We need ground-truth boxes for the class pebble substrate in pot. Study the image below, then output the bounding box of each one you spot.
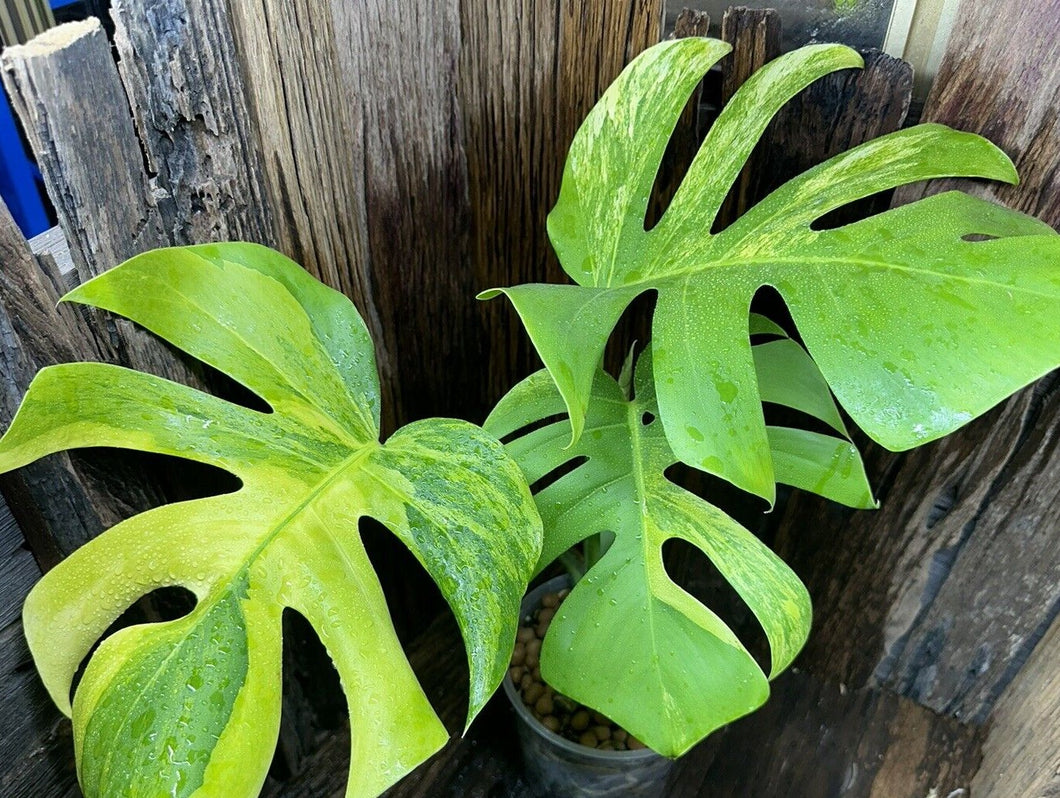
[502,574,674,797]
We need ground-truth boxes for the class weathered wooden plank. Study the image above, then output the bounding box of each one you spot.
[776,374,1060,723]
[892,0,1060,223]
[459,0,664,408]
[720,7,781,105]
[1,18,202,390]
[770,0,1060,734]
[223,0,389,420]
[326,1,475,425]
[715,8,782,228]
[972,613,1060,796]
[0,497,79,798]
[0,198,170,562]
[767,0,1060,746]
[1,18,166,283]
[111,0,275,247]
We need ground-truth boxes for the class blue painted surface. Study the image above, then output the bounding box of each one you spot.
[0,92,50,237]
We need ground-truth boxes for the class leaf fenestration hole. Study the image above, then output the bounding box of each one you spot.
[750,286,797,342]
[643,69,715,232]
[661,537,770,674]
[270,608,345,782]
[641,412,656,426]
[529,456,589,496]
[69,585,198,704]
[961,233,1000,242]
[808,188,898,231]
[495,413,568,446]
[200,362,273,414]
[358,518,470,736]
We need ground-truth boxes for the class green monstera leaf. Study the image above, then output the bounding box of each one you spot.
[482,37,1060,504]
[0,243,542,798]
[485,335,869,756]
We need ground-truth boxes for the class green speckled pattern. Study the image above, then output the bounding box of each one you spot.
[487,37,1060,505]
[486,347,838,757]
[0,243,542,798]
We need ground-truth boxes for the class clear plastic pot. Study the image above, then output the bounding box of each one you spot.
[502,575,674,797]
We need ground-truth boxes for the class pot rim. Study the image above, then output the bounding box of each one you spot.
[502,573,665,763]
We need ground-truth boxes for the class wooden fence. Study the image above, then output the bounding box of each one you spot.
[0,1,1057,796]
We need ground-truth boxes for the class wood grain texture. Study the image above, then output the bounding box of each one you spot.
[224,0,390,422]
[888,2,1060,790]
[328,0,474,425]
[892,0,1060,223]
[972,613,1060,797]
[458,0,664,409]
[715,8,781,228]
[0,201,173,562]
[0,498,79,798]
[720,7,780,106]
[776,372,1060,720]
[1,19,166,283]
[1,18,202,390]
[111,0,275,247]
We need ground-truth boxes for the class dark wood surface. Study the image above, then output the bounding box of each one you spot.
[773,0,1060,727]
[0,497,78,798]
[458,0,664,415]
[0,17,203,390]
[263,610,982,798]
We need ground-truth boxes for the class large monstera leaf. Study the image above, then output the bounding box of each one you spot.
[482,37,1060,503]
[0,243,542,798]
[485,338,867,757]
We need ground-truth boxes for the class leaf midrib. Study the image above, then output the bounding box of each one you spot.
[596,249,1060,300]
[89,440,382,783]
[243,443,379,569]
[625,398,674,719]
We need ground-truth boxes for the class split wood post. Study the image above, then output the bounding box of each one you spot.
[896,1,1060,793]
[1,18,202,391]
[1,18,167,282]
[715,7,782,228]
[110,0,276,247]
[771,0,1060,778]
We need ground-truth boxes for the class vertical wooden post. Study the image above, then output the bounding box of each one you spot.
[1,18,203,391]
[459,0,664,406]
[110,0,276,247]
[1,19,167,283]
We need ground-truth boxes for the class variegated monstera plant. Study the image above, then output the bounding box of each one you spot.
[483,38,1060,757]
[0,244,542,797]
[1,34,1060,798]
